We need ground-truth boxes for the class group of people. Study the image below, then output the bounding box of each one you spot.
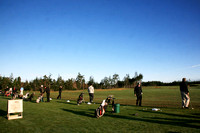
[39,85,51,102]
[2,77,190,108]
[38,83,94,104]
[133,77,191,109]
[3,86,23,99]
[2,86,36,101]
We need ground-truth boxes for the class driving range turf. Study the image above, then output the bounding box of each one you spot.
[0,86,200,133]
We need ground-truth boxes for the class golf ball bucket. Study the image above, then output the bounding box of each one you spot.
[114,104,120,113]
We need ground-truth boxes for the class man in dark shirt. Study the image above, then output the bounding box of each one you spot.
[180,78,190,108]
[44,86,50,102]
[134,83,143,106]
[57,86,62,100]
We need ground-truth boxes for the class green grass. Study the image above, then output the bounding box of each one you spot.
[0,86,200,133]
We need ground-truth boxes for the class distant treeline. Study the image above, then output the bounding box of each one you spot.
[142,81,200,86]
[0,72,143,91]
[0,73,199,91]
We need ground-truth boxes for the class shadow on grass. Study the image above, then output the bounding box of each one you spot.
[0,109,7,119]
[61,108,95,118]
[192,113,200,117]
[105,112,200,129]
[119,104,136,107]
[22,99,37,103]
[119,104,180,109]
[138,109,200,119]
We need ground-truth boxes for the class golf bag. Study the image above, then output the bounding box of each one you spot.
[77,93,84,105]
[36,94,43,103]
[95,95,115,118]
[105,95,115,112]
[12,92,19,100]
[95,100,107,118]
[23,93,30,99]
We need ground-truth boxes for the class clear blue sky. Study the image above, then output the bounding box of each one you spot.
[0,0,200,82]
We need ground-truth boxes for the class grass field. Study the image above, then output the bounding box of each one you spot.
[0,86,200,133]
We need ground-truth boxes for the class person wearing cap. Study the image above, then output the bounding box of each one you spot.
[180,78,190,109]
[134,82,143,106]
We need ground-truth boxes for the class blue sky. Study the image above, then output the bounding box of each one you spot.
[0,0,200,82]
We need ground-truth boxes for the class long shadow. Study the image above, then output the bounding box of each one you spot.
[137,109,200,119]
[105,113,200,129]
[192,113,200,117]
[118,104,181,109]
[22,99,37,103]
[57,100,100,105]
[119,104,136,107]
[0,109,7,119]
[146,117,200,123]
[61,108,95,118]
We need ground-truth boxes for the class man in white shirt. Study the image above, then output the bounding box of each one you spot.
[88,84,94,104]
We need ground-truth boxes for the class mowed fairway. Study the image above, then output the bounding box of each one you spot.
[0,86,200,133]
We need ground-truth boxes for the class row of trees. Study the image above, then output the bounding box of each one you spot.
[142,81,200,86]
[0,72,143,91]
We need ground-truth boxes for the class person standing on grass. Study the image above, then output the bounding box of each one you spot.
[180,78,190,109]
[57,86,62,100]
[88,84,94,104]
[134,82,143,106]
[44,86,50,102]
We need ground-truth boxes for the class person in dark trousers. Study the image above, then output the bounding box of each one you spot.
[44,86,50,102]
[134,83,143,106]
[180,78,190,109]
[88,84,94,104]
[57,86,62,99]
